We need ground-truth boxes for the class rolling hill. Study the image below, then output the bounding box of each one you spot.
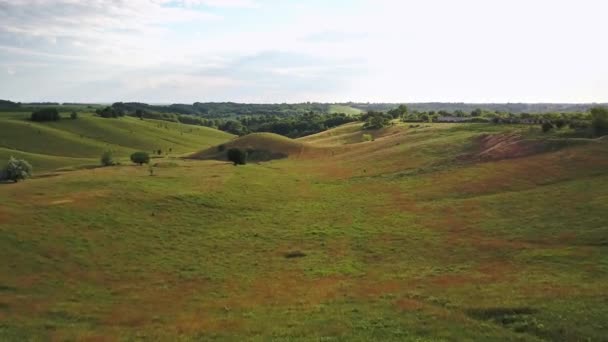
[0,120,607,340]
[0,113,234,172]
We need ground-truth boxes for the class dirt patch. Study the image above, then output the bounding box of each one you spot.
[395,298,424,311]
[0,207,10,224]
[461,133,555,162]
[47,190,110,207]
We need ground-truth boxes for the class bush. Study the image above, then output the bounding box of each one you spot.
[70,111,78,120]
[541,122,554,133]
[227,148,247,166]
[590,106,608,137]
[130,152,150,165]
[362,134,374,142]
[31,108,60,122]
[101,151,114,166]
[2,156,32,182]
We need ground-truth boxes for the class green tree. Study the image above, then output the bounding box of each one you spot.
[590,106,608,137]
[130,152,150,165]
[70,111,78,120]
[541,122,554,133]
[2,156,32,182]
[101,151,114,166]
[227,148,247,166]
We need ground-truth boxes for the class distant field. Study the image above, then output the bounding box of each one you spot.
[1,122,607,340]
[329,104,363,115]
[0,113,234,172]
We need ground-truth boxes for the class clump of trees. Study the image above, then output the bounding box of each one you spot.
[227,148,247,166]
[1,157,32,182]
[362,111,392,130]
[387,105,408,119]
[31,108,60,122]
[541,122,554,133]
[130,152,150,165]
[590,106,608,137]
[95,106,125,118]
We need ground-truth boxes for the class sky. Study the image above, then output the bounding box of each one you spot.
[0,0,607,103]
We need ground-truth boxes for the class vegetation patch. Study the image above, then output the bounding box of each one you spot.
[284,251,307,259]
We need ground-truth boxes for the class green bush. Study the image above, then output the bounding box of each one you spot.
[541,122,554,133]
[227,148,247,166]
[101,151,114,166]
[70,111,78,120]
[362,134,374,142]
[130,152,150,165]
[2,156,33,182]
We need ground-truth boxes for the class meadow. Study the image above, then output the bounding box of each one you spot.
[1,116,607,340]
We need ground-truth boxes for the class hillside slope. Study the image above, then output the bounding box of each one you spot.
[0,113,234,172]
[1,122,607,340]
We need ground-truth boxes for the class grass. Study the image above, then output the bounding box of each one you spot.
[0,122,607,340]
[0,113,234,172]
[329,104,363,116]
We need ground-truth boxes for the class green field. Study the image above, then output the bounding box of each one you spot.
[1,119,607,340]
[0,113,234,172]
[329,105,363,116]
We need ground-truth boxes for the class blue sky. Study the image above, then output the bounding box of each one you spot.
[0,0,607,103]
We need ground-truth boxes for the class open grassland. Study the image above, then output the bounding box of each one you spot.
[1,122,607,340]
[329,105,363,116]
[0,113,234,172]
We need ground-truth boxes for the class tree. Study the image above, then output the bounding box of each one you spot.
[31,108,60,121]
[362,111,392,130]
[130,152,150,165]
[387,105,408,119]
[590,106,608,137]
[227,148,247,166]
[554,119,566,129]
[101,151,114,166]
[471,108,483,117]
[2,157,32,182]
[70,111,78,120]
[541,122,554,133]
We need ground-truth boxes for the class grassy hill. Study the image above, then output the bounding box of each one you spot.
[0,113,234,172]
[1,121,607,340]
[191,132,331,161]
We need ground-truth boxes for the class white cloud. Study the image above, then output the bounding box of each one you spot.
[0,0,606,102]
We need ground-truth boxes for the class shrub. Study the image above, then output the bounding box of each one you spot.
[101,151,114,166]
[130,152,150,165]
[590,106,608,137]
[227,148,247,166]
[2,156,32,182]
[70,111,78,120]
[541,122,554,133]
[362,134,374,142]
[31,108,60,122]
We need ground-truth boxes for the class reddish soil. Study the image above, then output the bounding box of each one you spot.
[463,133,550,162]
